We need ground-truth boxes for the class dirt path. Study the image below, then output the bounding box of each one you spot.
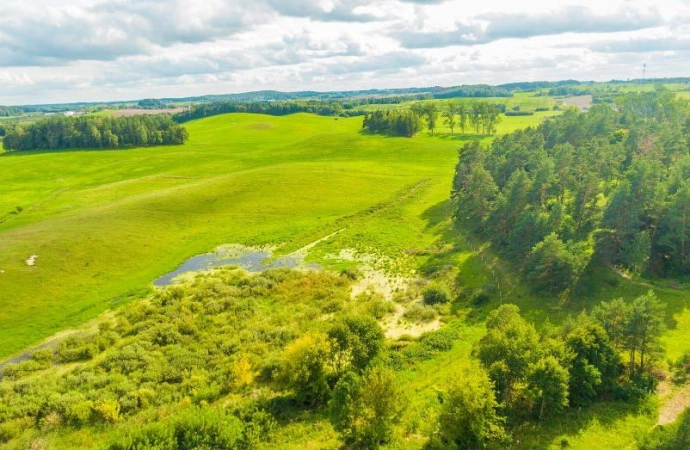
[658,381,690,425]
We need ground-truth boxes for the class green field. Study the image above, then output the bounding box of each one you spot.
[0,111,553,358]
[4,102,690,449]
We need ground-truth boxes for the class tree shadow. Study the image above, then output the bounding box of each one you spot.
[0,146,141,157]
[420,200,454,232]
[431,132,490,141]
[510,399,652,449]
[258,394,327,427]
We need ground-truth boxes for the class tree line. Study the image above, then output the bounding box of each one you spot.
[453,89,690,293]
[173,100,365,123]
[2,115,188,151]
[363,101,504,137]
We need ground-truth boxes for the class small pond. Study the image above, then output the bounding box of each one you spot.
[154,244,320,286]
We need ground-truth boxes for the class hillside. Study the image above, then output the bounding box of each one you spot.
[2,92,690,449]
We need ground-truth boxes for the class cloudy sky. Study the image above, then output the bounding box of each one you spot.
[1,0,689,105]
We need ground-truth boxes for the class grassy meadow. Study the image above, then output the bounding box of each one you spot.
[3,94,690,449]
[0,107,554,358]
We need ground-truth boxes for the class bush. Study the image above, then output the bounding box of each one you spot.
[93,400,120,423]
[423,285,450,305]
[368,298,396,319]
[340,267,359,280]
[420,328,456,352]
[403,304,438,322]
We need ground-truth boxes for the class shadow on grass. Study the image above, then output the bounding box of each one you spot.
[511,399,653,449]
[572,259,689,333]
[260,394,328,428]
[0,146,143,157]
[432,132,492,142]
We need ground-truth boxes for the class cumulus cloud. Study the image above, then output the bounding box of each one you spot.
[481,6,663,39]
[326,51,426,75]
[263,0,379,22]
[0,0,688,104]
[394,6,664,49]
[588,36,690,53]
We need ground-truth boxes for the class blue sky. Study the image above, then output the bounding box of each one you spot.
[0,0,689,104]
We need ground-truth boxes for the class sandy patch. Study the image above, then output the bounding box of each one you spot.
[329,248,441,339]
[658,381,690,425]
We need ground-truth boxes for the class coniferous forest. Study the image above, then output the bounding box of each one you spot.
[453,89,690,294]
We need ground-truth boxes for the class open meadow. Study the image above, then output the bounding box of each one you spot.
[3,98,690,449]
[0,108,555,358]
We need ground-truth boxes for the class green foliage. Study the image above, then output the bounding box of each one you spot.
[174,99,360,123]
[524,233,588,295]
[474,305,539,408]
[453,91,690,286]
[527,356,570,419]
[593,291,666,378]
[638,407,690,450]
[329,366,405,448]
[563,315,622,406]
[422,284,451,305]
[327,316,384,376]
[0,268,351,446]
[277,331,332,406]
[362,109,422,137]
[3,115,188,151]
[108,407,245,450]
[434,367,507,450]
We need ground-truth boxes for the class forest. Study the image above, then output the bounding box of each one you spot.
[453,88,690,294]
[2,115,188,151]
[172,100,362,123]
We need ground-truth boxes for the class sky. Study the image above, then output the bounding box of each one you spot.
[1,0,689,105]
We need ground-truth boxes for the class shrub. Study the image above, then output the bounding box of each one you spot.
[403,304,438,322]
[340,267,359,280]
[93,400,120,423]
[420,328,456,352]
[423,285,450,305]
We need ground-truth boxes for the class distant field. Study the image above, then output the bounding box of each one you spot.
[358,94,557,113]
[111,108,186,117]
[0,111,553,358]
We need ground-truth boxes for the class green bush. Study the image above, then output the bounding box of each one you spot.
[423,285,450,305]
[403,304,438,322]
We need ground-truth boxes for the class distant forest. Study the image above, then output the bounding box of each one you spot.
[2,115,188,151]
[172,100,362,123]
[453,88,690,293]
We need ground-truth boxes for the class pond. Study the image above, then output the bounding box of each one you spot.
[154,244,320,286]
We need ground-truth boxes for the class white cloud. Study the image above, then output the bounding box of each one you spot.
[0,0,689,104]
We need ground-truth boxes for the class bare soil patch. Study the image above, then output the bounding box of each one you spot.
[331,248,441,339]
[562,95,593,111]
[658,381,690,425]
